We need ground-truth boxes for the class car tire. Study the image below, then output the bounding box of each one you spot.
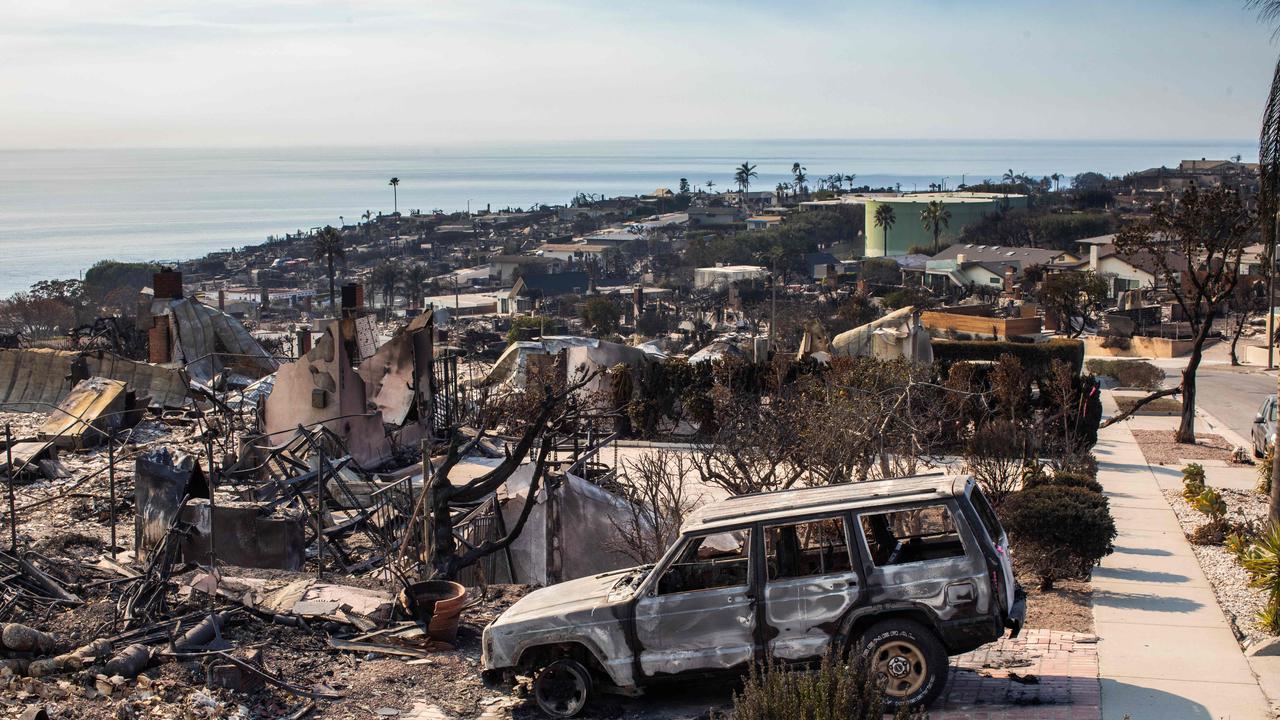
[858,619,948,711]
[532,657,593,718]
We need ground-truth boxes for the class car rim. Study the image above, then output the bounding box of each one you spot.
[535,662,588,717]
[874,640,927,697]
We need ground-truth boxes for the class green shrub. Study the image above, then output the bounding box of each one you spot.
[1084,359,1165,390]
[1191,487,1226,520]
[1260,448,1273,496]
[1001,485,1117,590]
[727,653,921,720]
[1182,464,1207,500]
[1024,470,1104,494]
[1238,523,1280,634]
[932,338,1085,377]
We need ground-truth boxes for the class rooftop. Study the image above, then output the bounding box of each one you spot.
[684,474,969,532]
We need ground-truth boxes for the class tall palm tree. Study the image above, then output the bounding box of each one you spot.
[791,163,806,200]
[371,261,404,309]
[389,177,400,214]
[844,173,857,190]
[734,163,758,204]
[1051,172,1062,192]
[312,226,344,311]
[873,204,897,253]
[400,263,431,309]
[1250,0,1280,522]
[919,200,952,254]
[705,179,716,193]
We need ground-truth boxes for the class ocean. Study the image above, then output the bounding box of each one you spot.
[0,138,1257,297]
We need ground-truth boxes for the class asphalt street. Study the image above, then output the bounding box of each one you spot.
[1166,364,1276,444]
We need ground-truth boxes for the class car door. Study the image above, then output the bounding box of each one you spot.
[632,527,756,677]
[761,514,862,662]
[856,502,988,617]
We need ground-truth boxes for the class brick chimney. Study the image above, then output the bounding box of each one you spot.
[1003,266,1016,293]
[341,283,363,311]
[148,316,171,363]
[153,269,183,300]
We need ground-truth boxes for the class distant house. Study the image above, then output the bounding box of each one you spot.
[489,256,563,287]
[694,265,767,289]
[746,214,784,231]
[925,244,1076,290]
[1064,242,1188,297]
[535,243,611,263]
[579,229,645,247]
[801,252,854,280]
[510,271,591,312]
[688,206,744,227]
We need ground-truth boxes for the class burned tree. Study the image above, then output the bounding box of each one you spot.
[605,449,697,565]
[1116,186,1254,444]
[418,379,587,581]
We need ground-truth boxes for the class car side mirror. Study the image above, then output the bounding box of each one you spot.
[1256,414,1265,424]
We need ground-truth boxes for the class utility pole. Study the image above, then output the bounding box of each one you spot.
[769,256,778,351]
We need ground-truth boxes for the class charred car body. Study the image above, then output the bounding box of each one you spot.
[482,474,1025,715]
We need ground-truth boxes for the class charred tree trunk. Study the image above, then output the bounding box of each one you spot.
[1177,313,1215,444]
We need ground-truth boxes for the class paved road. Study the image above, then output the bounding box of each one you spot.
[1188,366,1275,443]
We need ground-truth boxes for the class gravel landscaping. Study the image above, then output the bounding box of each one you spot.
[1132,430,1235,465]
[1161,486,1272,645]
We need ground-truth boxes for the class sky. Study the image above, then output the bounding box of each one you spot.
[1,0,1277,148]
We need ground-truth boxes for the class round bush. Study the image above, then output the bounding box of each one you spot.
[1024,471,1104,494]
[1001,485,1116,590]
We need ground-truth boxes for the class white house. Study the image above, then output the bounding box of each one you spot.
[694,265,767,289]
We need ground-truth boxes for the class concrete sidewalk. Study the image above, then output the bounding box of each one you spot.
[1092,403,1272,719]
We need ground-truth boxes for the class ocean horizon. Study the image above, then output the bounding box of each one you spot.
[0,138,1257,297]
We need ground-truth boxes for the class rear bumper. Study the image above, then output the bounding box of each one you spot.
[1005,586,1027,638]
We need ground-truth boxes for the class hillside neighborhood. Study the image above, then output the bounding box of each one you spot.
[0,156,1273,719]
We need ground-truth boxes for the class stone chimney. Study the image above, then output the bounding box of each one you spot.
[1003,266,1016,293]
[632,285,644,321]
[217,289,225,311]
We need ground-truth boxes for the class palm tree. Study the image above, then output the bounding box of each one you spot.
[1051,173,1062,192]
[1251,0,1280,521]
[734,163,758,204]
[371,261,404,309]
[791,163,807,200]
[873,204,897,253]
[919,200,952,254]
[1001,169,1018,187]
[401,263,431,309]
[705,179,716,193]
[389,177,400,214]
[312,226,344,312]
[844,173,857,190]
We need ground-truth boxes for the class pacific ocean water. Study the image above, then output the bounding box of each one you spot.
[0,138,1257,296]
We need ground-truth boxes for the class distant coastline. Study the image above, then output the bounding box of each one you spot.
[0,138,1256,296]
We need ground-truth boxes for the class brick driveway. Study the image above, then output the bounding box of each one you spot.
[932,629,1101,720]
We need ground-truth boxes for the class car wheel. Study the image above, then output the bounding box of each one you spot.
[858,619,948,710]
[533,658,593,718]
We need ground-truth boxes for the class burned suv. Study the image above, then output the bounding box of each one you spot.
[482,474,1025,716]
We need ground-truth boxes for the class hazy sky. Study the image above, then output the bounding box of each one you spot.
[1,0,1276,148]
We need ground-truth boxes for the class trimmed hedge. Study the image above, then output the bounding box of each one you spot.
[932,338,1085,377]
[1001,484,1116,590]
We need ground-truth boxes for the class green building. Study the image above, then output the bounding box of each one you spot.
[864,192,1028,257]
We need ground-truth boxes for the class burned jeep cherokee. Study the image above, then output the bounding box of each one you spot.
[482,474,1025,716]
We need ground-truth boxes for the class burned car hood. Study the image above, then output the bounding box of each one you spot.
[498,568,639,622]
